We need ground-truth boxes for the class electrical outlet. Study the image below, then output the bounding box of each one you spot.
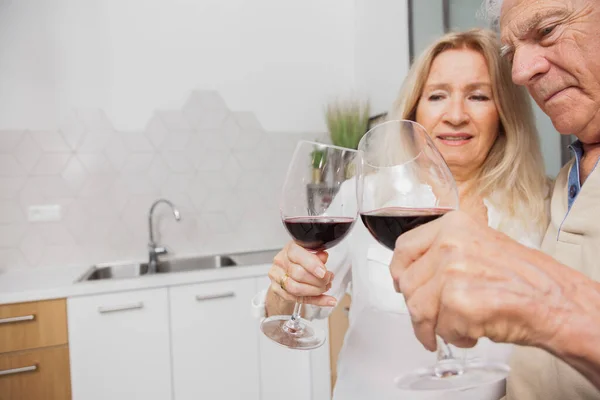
[28,204,62,222]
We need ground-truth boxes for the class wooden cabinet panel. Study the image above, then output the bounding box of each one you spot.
[329,293,351,393]
[0,299,68,353]
[0,345,71,400]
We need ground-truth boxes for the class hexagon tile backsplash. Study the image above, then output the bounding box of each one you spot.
[0,90,327,269]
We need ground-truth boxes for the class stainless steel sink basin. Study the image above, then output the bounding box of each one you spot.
[154,254,237,273]
[77,249,278,282]
[82,262,149,281]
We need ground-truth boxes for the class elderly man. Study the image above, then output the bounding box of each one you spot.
[389,0,600,399]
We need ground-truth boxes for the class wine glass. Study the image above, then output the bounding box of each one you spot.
[356,119,510,391]
[260,140,359,350]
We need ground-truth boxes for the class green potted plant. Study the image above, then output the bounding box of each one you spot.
[326,99,370,149]
[325,98,370,180]
[310,144,327,183]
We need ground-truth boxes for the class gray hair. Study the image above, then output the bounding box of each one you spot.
[478,0,504,30]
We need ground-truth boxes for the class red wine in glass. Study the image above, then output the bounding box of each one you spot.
[360,207,451,251]
[283,216,355,251]
[260,141,358,350]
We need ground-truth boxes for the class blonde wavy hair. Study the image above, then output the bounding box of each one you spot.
[389,28,549,235]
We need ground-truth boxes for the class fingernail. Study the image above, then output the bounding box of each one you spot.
[326,272,334,284]
[327,299,337,307]
[316,267,326,278]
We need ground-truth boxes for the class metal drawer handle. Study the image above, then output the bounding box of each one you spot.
[98,302,144,314]
[0,315,35,325]
[195,292,235,302]
[0,365,37,377]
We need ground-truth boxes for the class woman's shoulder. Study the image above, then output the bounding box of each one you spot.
[484,196,544,249]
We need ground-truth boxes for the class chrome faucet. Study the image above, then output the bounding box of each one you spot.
[147,199,181,274]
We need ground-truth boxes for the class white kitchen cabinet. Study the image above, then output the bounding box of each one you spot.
[67,288,172,400]
[169,278,260,400]
[255,277,331,400]
[259,328,313,400]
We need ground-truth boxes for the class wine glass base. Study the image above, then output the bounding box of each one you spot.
[260,315,326,350]
[395,360,510,392]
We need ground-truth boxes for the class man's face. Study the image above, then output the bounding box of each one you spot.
[500,0,600,143]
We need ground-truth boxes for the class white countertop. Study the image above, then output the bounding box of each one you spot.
[0,261,272,306]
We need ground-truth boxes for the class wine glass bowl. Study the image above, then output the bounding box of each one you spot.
[282,217,355,251]
[260,141,359,350]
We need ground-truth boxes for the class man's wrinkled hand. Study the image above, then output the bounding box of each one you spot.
[389,210,567,352]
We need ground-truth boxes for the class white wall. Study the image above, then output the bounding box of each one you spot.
[354,0,410,115]
[411,0,445,59]
[0,0,411,269]
[448,0,489,31]
[0,0,360,132]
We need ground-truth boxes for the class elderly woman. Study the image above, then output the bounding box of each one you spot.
[254,28,549,399]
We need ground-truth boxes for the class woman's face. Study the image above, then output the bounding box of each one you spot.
[415,48,500,178]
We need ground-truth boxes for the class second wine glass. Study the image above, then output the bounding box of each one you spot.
[260,141,358,350]
[357,119,510,391]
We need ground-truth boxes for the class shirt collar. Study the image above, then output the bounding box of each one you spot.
[569,139,584,160]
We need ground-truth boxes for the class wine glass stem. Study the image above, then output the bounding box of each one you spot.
[434,336,464,378]
[291,301,303,321]
[438,337,454,360]
[283,300,304,333]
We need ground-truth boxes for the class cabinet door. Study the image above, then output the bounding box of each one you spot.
[67,288,172,400]
[329,294,351,393]
[255,277,331,400]
[169,278,260,400]
[0,298,68,353]
[255,276,312,400]
[0,345,71,400]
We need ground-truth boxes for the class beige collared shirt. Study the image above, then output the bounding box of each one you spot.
[506,159,600,399]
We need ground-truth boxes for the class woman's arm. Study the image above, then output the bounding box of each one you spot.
[265,285,297,317]
[263,240,353,319]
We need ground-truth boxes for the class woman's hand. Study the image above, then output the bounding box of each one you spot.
[268,241,337,307]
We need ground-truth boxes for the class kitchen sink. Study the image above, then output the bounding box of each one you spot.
[81,262,149,281]
[153,254,237,273]
[77,249,278,282]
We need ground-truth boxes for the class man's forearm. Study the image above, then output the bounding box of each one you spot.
[542,266,600,390]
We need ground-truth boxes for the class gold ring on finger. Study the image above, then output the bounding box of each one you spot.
[280,273,290,292]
